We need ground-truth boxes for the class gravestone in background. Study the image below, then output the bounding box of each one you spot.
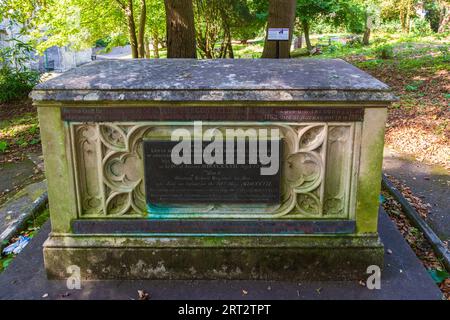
[32,59,396,280]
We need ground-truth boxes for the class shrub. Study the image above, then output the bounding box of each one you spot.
[374,44,394,59]
[411,18,433,36]
[0,141,8,152]
[323,42,346,54]
[0,39,40,103]
[290,48,310,58]
[379,21,402,34]
[0,68,40,103]
[438,46,450,62]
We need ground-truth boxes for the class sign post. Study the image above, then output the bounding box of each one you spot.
[267,28,289,59]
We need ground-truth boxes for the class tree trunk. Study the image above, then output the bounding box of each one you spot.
[302,20,312,51]
[123,0,139,58]
[363,28,371,46]
[400,0,412,33]
[406,0,412,33]
[152,33,160,58]
[220,22,233,58]
[227,32,234,59]
[137,0,147,58]
[297,33,303,49]
[144,37,151,58]
[164,0,197,58]
[438,2,450,33]
[205,23,212,58]
[261,0,296,58]
[400,0,406,32]
[219,30,227,58]
[154,41,160,58]
[115,0,139,58]
[363,13,372,45]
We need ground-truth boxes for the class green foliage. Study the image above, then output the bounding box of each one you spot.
[290,48,310,58]
[397,53,450,73]
[0,256,14,271]
[0,112,40,152]
[29,138,41,145]
[0,39,40,103]
[23,0,126,54]
[411,18,434,36]
[2,0,448,61]
[405,80,424,92]
[314,31,450,76]
[233,40,264,58]
[28,209,50,231]
[230,0,266,42]
[0,141,8,152]
[379,0,400,22]
[323,41,346,54]
[332,0,369,34]
[95,34,130,54]
[374,43,394,59]
[423,0,442,33]
[194,0,264,58]
[296,0,369,34]
[0,38,35,71]
[309,20,342,35]
[95,38,111,48]
[378,20,402,33]
[0,68,40,103]
[438,45,450,62]
[147,0,166,52]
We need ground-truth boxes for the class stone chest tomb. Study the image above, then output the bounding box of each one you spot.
[32,59,395,280]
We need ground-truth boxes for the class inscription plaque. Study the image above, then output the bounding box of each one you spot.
[144,140,282,205]
[62,106,364,122]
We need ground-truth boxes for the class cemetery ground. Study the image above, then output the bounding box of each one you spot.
[0,33,449,299]
[0,98,44,205]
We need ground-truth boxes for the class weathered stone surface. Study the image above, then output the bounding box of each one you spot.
[32,59,396,102]
[356,108,388,233]
[0,212,442,299]
[31,59,394,280]
[43,233,383,280]
[37,107,77,233]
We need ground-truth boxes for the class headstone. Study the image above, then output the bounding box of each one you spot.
[32,59,396,280]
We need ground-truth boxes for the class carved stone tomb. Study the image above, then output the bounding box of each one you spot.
[32,59,395,280]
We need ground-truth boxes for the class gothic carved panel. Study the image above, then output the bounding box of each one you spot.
[70,121,359,219]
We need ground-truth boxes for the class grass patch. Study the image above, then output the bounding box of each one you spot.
[316,34,450,75]
[0,112,40,155]
[233,39,265,58]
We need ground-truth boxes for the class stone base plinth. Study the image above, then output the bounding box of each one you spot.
[43,234,384,280]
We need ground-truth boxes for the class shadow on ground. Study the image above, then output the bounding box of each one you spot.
[383,147,450,246]
[0,209,442,300]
